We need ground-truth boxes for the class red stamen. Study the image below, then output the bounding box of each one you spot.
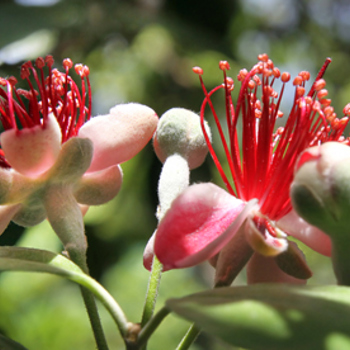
[0,56,93,168]
[195,54,349,221]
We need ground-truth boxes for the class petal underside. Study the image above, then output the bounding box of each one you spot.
[78,103,158,172]
[154,183,257,270]
[74,165,123,205]
[277,209,332,256]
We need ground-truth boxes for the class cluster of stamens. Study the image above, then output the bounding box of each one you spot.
[193,53,350,223]
[0,55,91,143]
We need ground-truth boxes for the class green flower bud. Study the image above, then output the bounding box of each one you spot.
[291,142,350,237]
[153,108,211,170]
[291,141,350,285]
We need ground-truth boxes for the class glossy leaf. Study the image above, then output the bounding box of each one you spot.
[166,284,350,350]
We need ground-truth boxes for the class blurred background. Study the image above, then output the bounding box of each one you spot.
[0,0,349,349]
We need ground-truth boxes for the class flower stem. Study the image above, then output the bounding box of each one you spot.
[137,307,171,348]
[69,249,110,350]
[69,266,129,339]
[175,324,200,350]
[44,186,110,350]
[141,255,163,327]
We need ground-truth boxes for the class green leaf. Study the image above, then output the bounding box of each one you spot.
[0,334,28,350]
[0,246,83,277]
[0,246,128,337]
[166,284,350,350]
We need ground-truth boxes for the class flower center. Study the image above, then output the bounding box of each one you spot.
[194,53,350,221]
[0,56,91,145]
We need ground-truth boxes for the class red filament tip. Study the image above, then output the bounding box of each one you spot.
[195,54,349,221]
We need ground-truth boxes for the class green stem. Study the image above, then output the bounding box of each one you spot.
[69,250,111,350]
[45,186,110,350]
[69,268,129,338]
[137,307,171,348]
[141,255,163,327]
[175,324,200,350]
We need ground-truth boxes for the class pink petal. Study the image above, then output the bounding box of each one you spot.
[277,209,332,256]
[143,231,156,271]
[78,103,158,172]
[0,114,62,178]
[154,183,257,270]
[74,165,123,205]
[247,253,307,285]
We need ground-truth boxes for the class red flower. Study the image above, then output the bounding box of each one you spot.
[0,56,158,238]
[148,54,349,284]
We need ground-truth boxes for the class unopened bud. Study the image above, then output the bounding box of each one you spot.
[291,142,350,237]
[153,108,211,170]
[291,142,350,285]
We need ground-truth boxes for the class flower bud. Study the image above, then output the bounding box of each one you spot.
[291,142,350,285]
[153,108,211,170]
[291,142,350,237]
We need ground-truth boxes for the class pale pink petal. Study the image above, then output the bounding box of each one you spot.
[79,204,90,216]
[78,103,158,172]
[154,183,257,270]
[277,209,332,256]
[1,114,62,178]
[143,231,156,271]
[247,253,306,285]
[74,165,123,205]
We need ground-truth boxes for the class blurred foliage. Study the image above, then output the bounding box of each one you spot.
[0,0,349,348]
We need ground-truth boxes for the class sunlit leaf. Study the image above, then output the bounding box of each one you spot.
[166,284,350,350]
[0,246,82,276]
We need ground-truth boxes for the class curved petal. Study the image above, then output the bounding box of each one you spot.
[1,114,62,178]
[78,103,158,172]
[277,209,332,256]
[143,231,156,271]
[154,183,257,270]
[74,165,123,205]
[246,253,307,285]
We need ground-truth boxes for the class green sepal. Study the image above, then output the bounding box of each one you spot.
[166,284,350,350]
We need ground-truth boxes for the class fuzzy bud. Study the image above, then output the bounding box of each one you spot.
[291,142,350,285]
[153,108,211,170]
[291,142,350,237]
